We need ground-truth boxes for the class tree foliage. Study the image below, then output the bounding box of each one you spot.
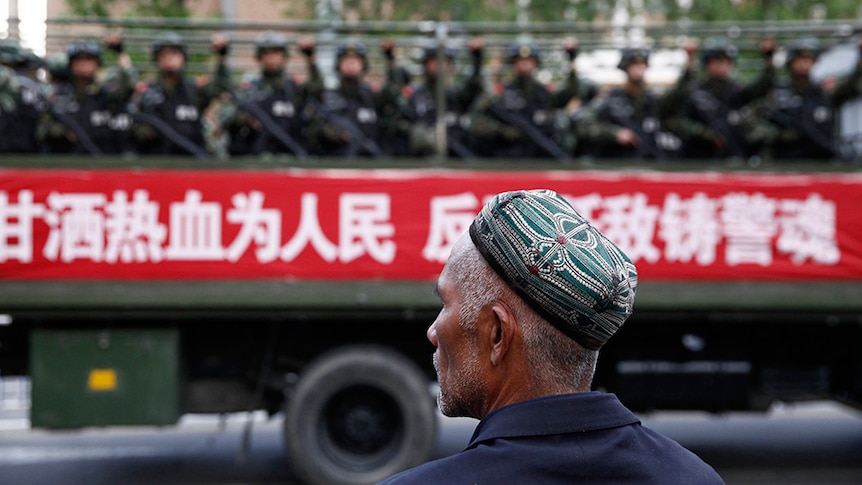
[66,0,189,18]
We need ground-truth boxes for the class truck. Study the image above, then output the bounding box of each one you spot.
[1,156,861,484]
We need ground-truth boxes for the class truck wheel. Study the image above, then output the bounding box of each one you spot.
[284,345,438,485]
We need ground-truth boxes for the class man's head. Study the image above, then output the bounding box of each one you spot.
[66,40,101,82]
[786,37,820,79]
[429,189,638,419]
[618,48,649,84]
[152,32,187,75]
[508,43,540,78]
[422,46,455,79]
[255,31,288,73]
[701,38,737,80]
[336,41,367,79]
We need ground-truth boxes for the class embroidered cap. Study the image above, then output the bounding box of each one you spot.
[469,189,638,350]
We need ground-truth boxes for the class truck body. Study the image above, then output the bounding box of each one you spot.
[1,157,861,484]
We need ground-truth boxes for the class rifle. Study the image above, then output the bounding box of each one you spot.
[768,106,844,160]
[489,103,571,161]
[602,101,666,160]
[126,103,211,160]
[689,90,746,159]
[29,80,103,155]
[309,99,386,158]
[231,89,309,159]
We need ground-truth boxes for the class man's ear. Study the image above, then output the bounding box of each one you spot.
[488,301,517,366]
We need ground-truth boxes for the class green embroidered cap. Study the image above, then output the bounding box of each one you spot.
[469,189,638,350]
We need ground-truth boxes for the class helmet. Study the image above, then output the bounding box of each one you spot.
[66,40,102,65]
[151,32,187,61]
[422,45,456,64]
[255,31,288,58]
[618,48,650,70]
[0,39,21,66]
[45,52,70,82]
[786,37,821,62]
[507,42,540,62]
[700,37,737,64]
[335,41,367,71]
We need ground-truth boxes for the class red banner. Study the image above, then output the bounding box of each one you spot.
[2,168,861,281]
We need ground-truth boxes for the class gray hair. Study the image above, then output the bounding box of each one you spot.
[450,237,598,392]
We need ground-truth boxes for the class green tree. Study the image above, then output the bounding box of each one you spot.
[66,0,189,17]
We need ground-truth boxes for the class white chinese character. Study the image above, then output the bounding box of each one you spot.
[165,190,224,260]
[280,193,338,262]
[659,192,721,265]
[777,194,840,265]
[339,193,396,264]
[721,192,778,266]
[226,191,282,263]
[596,193,661,263]
[422,193,480,263]
[567,193,603,222]
[0,190,45,263]
[104,190,166,263]
[43,192,107,262]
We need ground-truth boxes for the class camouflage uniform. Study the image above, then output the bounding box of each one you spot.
[0,39,45,153]
[133,32,230,156]
[576,49,680,160]
[404,45,484,158]
[219,32,322,157]
[37,40,137,154]
[469,43,576,160]
[304,42,403,158]
[660,38,775,160]
[0,64,22,153]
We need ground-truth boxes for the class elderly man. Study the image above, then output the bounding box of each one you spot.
[378,189,723,484]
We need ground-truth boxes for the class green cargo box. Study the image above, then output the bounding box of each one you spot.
[30,329,181,428]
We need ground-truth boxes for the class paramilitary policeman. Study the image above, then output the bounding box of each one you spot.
[470,41,568,160]
[133,31,231,156]
[0,39,44,153]
[219,32,322,157]
[304,41,398,158]
[37,37,137,154]
[754,37,855,161]
[0,62,22,153]
[660,37,775,161]
[576,48,679,160]
[404,38,485,158]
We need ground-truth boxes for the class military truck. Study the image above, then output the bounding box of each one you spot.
[1,156,861,484]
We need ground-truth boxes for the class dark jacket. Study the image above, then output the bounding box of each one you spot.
[378,392,724,485]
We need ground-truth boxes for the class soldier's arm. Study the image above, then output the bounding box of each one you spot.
[456,37,486,110]
[551,38,596,109]
[199,33,233,111]
[469,94,521,141]
[102,34,139,103]
[297,36,324,104]
[735,39,777,107]
[574,98,626,145]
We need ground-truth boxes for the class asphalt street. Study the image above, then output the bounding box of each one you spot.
[0,401,860,484]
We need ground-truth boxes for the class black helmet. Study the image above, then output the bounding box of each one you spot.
[618,48,650,70]
[45,52,70,82]
[700,37,737,64]
[422,45,456,64]
[66,40,102,65]
[507,42,540,62]
[151,32,187,61]
[335,41,367,70]
[0,39,19,65]
[786,37,821,62]
[255,31,288,58]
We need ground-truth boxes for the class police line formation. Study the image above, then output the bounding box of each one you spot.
[0,31,861,161]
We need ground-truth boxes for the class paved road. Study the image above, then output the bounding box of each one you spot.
[0,401,860,484]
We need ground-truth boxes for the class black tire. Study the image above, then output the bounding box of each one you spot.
[284,345,438,485]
